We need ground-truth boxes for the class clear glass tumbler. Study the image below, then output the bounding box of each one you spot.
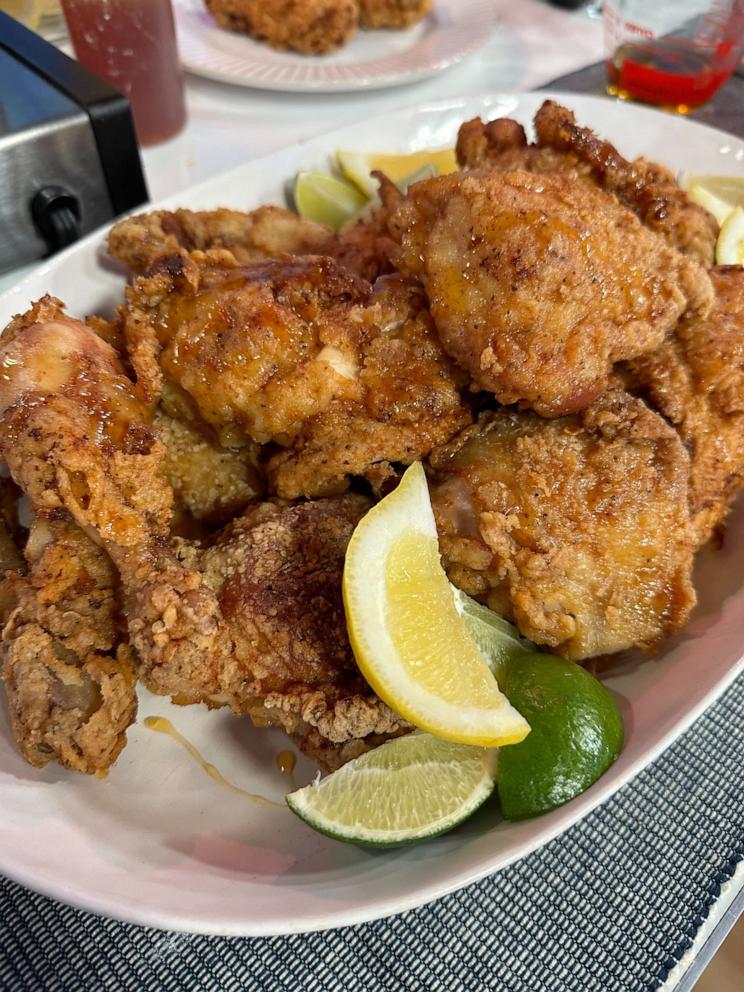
[60,0,186,145]
[604,0,744,112]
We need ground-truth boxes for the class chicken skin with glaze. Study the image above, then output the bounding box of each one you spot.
[389,169,713,416]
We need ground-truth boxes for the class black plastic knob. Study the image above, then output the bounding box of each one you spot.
[31,186,82,253]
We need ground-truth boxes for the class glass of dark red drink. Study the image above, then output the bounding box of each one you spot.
[61,0,186,145]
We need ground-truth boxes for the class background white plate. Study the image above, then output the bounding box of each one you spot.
[173,0,499,92]
[1,93,743,937]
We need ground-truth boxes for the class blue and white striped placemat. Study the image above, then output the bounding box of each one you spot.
[2,674,742,992]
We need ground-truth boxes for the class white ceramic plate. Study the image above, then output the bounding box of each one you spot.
[173,0,498,92]
[1,93,743,937]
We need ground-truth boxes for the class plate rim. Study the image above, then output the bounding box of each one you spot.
[172,0,500,93]
[1,90,744,936]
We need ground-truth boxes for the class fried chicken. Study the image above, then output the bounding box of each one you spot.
[122,251,369,440]
[0,300,170,774]
[266,276,471,498]
[155,408,264,525]
[621,266,744,547]
[357,0,431,29]
[108,206,336,277]
[457,101,719,264]
[0,306,405,771]
[389,169,713,416]
[2,519,137,776]
[430,390,696,660]
[204,0,359,54]
[123,249,469,497]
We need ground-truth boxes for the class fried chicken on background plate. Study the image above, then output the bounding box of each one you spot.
[203,0,359,55]
[388,169,713,416]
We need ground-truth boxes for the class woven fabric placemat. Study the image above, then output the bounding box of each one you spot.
[1,673,742,992]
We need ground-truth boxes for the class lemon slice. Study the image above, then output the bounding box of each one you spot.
[453,586,534,682]
[716,206,744,265]
[294,172,367,232]
[286,731,496,847]
[1,0,44,28]
[337,148,457,199]
[343,462,531,747]
[683,174,744,226]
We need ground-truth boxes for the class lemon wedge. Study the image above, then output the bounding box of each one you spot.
[294,172,367,232]
[342,462,531,748]
[337,148,457,199]
[684,175,744,226]
[0,0,44,28]
[716,206,744,265]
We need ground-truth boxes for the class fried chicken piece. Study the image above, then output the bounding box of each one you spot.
[0,308,405,769]
[358,0,431,29]
[389,169,713,416]
[267,276,472,498]
[123,251,370,440]
[204,0,358,54]
[108,206,336,277]
[175,496,407,766]
[457,101,719,264]
[621,267,744,547]
[430,390,696,660]
[154,409,263,525]
[2,519,137,776]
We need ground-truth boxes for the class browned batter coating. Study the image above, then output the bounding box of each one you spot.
[204,0,359,54]
[430,390,696,660]
[389,169,713,416]
[457,101,719,265]
[621,266,744,547]
[108,206,336,276]
[358,0,431,29]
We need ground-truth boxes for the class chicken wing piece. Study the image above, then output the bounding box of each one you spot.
[389,169,713,416]
[108,206,336,276]
[621,266,744,547]
[204,0,358,54]
[457,101,719,264]
[357,0,431,29]
[266,276,472,498]
[430,390,696,660]
[122,251,370,441]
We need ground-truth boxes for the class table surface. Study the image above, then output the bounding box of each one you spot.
[1,2,742,987]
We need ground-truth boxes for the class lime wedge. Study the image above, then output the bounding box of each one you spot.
[453,586,534,682]
[497,653,624,820]
[716,206,744,265]
[286,731,496,847]
[337,148,457,199]
[294,172,367,232]
[688,183,734,226]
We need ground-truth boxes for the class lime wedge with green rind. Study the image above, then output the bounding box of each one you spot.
[453,585,535,683]
[294,171,367,232]
[496,652,624,821]
[286,731,496,848]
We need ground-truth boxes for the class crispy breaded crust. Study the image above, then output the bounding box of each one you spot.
[204,0,358,54]
[358,0,431,29]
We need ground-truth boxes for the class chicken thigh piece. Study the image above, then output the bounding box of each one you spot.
[429,390,696,660]
[456,100,719,265]
[621,266,744,547]
[389,169,713,416]
[266,276,471,498]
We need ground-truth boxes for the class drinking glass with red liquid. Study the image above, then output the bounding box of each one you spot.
[604,0,744,112]
[61,0,186,145]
